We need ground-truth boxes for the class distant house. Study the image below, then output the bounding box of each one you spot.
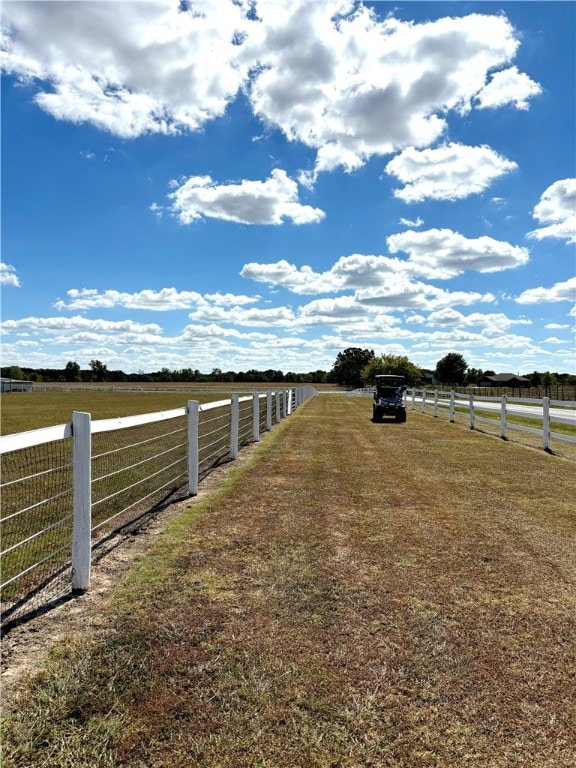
[479,373,530,388]
[0,377,33,393]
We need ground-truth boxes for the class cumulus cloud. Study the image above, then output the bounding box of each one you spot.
[188,304,296,327]
[241,233,526,299]
[54,287,258,310]
[356,274,493,310]
[387,228,529,276]
[475,66,542,110]
[385,143,517,202]
[1,1,540,177]
[245,5,538,178]
[426,307,530,330]
[0,262,20,287]
[0,0,251,138]
[515,276,576,304]
[167,169,325,225]
[0,315,163,335]
[527,179,576,244]
[241,253,433,295]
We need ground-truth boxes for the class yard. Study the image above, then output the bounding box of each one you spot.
[2,394,575,767]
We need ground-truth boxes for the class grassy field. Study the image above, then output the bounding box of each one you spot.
[0,384,338,435]
[0,389,230,435]
[2,395,576,767]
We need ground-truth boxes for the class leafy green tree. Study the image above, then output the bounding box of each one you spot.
[435,352,468,386]
[89,359,108,382]
[64,361,81,382]
[529,370,541,386]
[361,354,422,387]
[330,347,374,387]
[541,371,557,395]
[6,365,24,380]
[466,367,484,385]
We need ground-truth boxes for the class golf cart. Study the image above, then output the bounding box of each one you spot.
[372,374,407,423]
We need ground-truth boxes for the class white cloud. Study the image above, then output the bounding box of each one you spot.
[0,315,163,335]
[399,217,424,228]
[426,307,530,330]
[385,143,517,202]
[475,66,542,110]
[241,237,524,298]
[168,169,325,225]
[387,228,529,276]
[188,304,296,327]
[515,276,576,304]
[356,275,492,310]
[527,179,576,244]
[545,323,569,330]
[54,287,258,311]
[0,262,20,287]
[1,1,539,178]
[246,5,537,178]
[0,0,251,138]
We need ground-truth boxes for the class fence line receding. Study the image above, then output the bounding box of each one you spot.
[0,387,315,628]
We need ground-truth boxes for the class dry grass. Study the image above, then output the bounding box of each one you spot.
[2,395,575,767]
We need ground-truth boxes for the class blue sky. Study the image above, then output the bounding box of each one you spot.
[1,0,575,376]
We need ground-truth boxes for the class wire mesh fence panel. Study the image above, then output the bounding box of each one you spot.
[198,404,232,476]
[91,415,189,542]
[259,396,268,432]
[1,387,312,630]
[238,399,253,446]
[0,439,73,625]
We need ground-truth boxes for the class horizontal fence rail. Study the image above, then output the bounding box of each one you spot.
[0,387,316,628]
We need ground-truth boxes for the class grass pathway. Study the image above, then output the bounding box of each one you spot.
[3,395,576,767]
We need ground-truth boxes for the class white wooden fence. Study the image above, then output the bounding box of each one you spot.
[0,387,316,625]
[407,388,576,453]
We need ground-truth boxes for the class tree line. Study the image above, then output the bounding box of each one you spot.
[328,348,576,388]
[1,361,332,385]
[2,350,574,388]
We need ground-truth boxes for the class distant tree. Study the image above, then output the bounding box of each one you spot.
[466,367,483,386]
[541,371,557,395]
[330,347,375,388]
[211,368,223,382]
[435,352,468,386]
[90,359,108,382]
[361,354,422,387]
[64,361,81,382]
[6,365,24,380]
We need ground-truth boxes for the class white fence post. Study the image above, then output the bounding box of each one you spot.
[187,400,199,496]
[253,392,260,442]
[72,411,91,594]
[500,395,507,439]
[469,394,475,429]
[266,391,272,430]
[542,396,550,451]
[421,389,426,413]
[412,389,416,407]
[449,390,456,423]
[276,390,281,423]
[231,394,239,459]
[433,390,438,418]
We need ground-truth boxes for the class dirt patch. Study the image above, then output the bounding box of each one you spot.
[0,441,262,706]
